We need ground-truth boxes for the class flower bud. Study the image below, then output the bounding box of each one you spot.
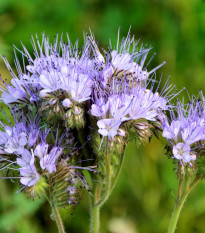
[65,109,75,128]
[62,98,73,108]
[117,129,126,137]
[73,106,82,115]
[54,104,63,113]
[135,122,150,130]
[65,109,73,119]
[39,90,52,99]
[49,98,58,106]
[75,114,85,128]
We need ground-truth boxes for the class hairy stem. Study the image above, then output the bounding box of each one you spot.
[90,184,101,233]
[110,151,125,193]
[90,141,111,233]
[177,170,183,201]
[95,145,111,207]
[52,206,66,233]
[48,176,66,233]
[167,173,202,233]
[90,142,126,233]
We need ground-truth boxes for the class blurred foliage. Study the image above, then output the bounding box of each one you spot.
[1,0,205,232]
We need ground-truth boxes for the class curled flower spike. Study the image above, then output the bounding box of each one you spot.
[0,109,93,209]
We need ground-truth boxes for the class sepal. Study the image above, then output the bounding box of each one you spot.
[47,160,85,210]
[26,175,48,199]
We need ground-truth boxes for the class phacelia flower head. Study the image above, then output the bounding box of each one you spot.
[161,99,205,165]
[0,110,92,208]
[90,93,132,139]
[0,113,65,189]
[90,30,166,88]
[0,34,96,121]
[88,30,176,141]
[91,72,175,140]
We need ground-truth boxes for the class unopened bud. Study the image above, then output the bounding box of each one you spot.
[135,122,150,130]
[62,98,73,108]
[65,109,73,119]
[73,106,82,115]
[117,129,126,137]
[75,114,85,128]
[49,98,58,106]
[39,90,52,99]
[54,104,61,113]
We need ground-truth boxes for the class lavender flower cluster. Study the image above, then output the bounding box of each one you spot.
[161,99,205,165]
[1,31,205,214]
[0,116,65,186]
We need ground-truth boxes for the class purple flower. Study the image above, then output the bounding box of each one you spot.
[172,143,196,163]
[39,70,63,93]
[128,88,168,121]
[26,55,67,75]
[91,94,132,119]
[1,78,30,105]
[69,74,93,103]
[0,111,66,187]
[33,36,95,104]
[91,94,132,139]
[17,148,39,187]
[90,31,165,88]
[0,123,28,154]
[161,101,205,164]
[35,143,63,173]
[91,74,172,140]
[0,115,43,155]
[97,119,122,139]
[1,34,96,109]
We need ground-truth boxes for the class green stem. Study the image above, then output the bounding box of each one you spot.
[52,206,66,233]
[110,151,125,193]
[177,170,183,201]
[90,141,111,233]
[167,174,202,233]
[95,146,111,207]
[167,186,189,233]
[90,142,126,233]
[189,175,202,191]
[48,176,66,233]
[90,184,101,233]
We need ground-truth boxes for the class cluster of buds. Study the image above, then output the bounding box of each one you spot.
[64,105,84,129]
[40,90,65,117]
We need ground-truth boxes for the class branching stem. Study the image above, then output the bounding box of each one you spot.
[167,172,202,233]
[90,141,126,233]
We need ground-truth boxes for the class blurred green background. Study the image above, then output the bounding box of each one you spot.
[1,0,205,232]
